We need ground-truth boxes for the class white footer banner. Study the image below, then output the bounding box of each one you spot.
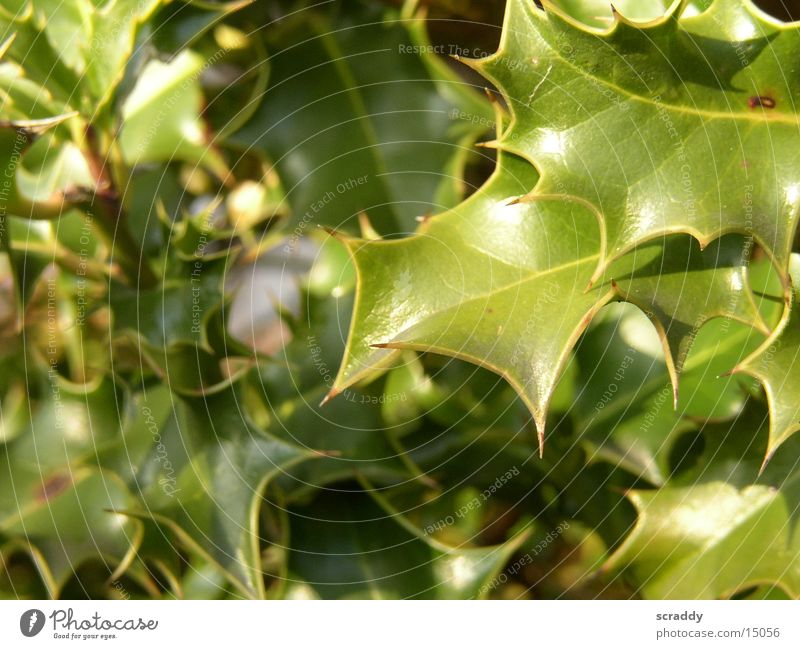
[1,600,798,647]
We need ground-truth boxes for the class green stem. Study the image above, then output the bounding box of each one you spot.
[85,195,158,289]
[81,127,157,289]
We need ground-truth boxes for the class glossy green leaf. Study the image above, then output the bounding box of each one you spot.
[2,0,798,603]
[330,150,609,453]
[125,386,315,599]
[734,254,800,461]
[574,302,767,484]
[331,146,768,453]
[2,0,162,112]
[608,480,800,598]
[0,60,71,121]
[609,234,768,387]
[16,134,95,202]
[119,49,227,177]
[478,0,800,284]
[605,410,800,598]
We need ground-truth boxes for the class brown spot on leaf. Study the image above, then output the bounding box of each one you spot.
[36,473,72,503]
[749,95,776,109]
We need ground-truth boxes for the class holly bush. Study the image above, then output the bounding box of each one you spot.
[1,0,799,600]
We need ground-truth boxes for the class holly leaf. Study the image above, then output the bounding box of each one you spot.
[607,479,800,598]
[605,407,800,598]
[119,49,227,177]
[476,0,800,285]
[124,386,316,599]
[2,0,163,112]
[257,290,418,499]
[609,234,769,389]
[329,150,612,453]
[330,146,769,453]
[733,254,800,462]
[16,133,96,202]
[573,301,770,484]
[0,59,72,122]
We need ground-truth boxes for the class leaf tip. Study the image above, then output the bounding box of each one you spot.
[758,451,773,476]
[474,139,500,150]
[534,414,546,458]
[318,225,353,245]
[319,387,341,407]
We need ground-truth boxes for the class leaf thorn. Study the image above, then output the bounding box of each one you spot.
[319,387,341,407]
[358,211,381,240]
[534,415,546,458]
[758,451,774,476]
